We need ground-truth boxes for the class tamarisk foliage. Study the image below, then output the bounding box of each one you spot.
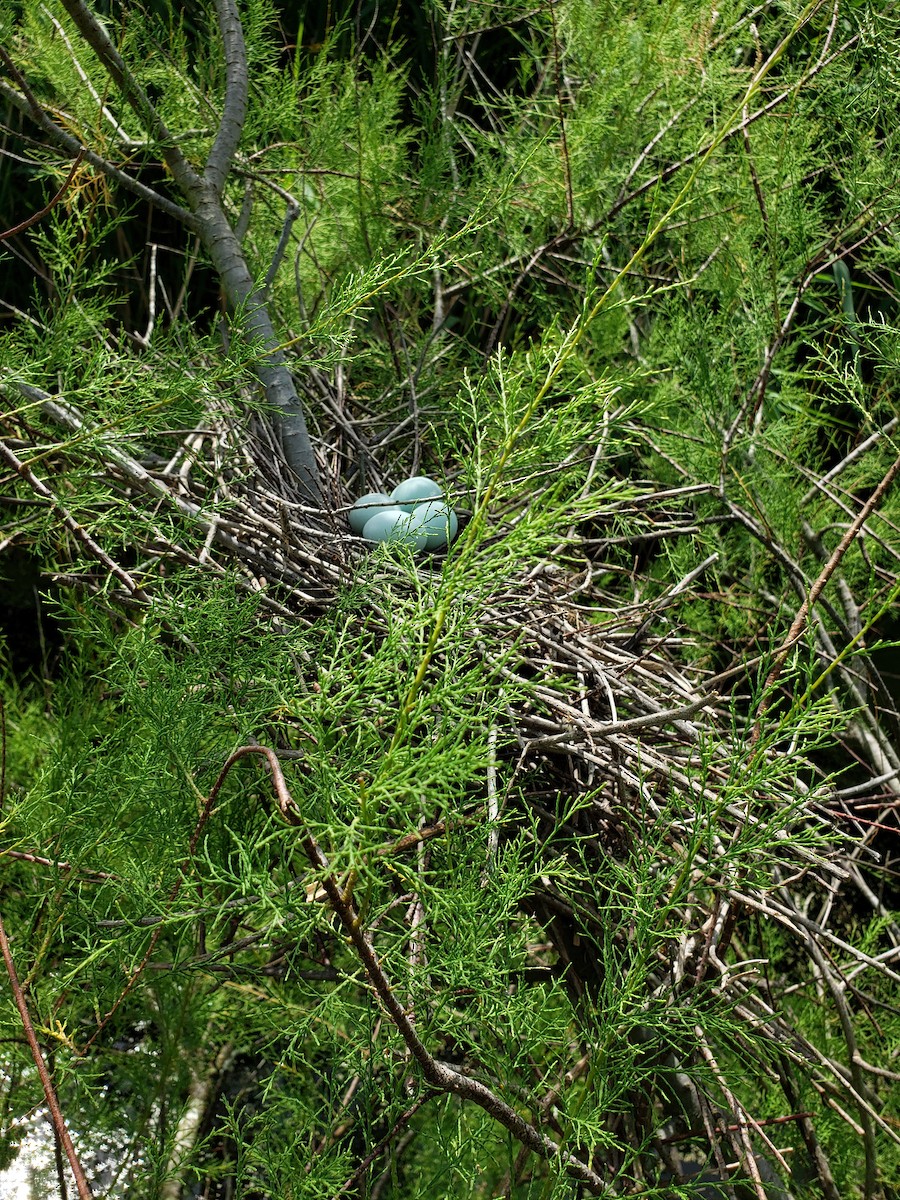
[1,1,900,1196]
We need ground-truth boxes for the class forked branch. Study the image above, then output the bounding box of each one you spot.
[3,0,322,502]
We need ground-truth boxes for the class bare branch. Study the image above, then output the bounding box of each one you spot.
[802,417,899,506]
[0,911,94,1199]
[0,437,144,596]
[331,1093,435,1198]
[205,0,249,196]
[56,0,200,195]
[751,451,900,741]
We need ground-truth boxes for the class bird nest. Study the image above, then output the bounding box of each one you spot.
[2,375,897,1198]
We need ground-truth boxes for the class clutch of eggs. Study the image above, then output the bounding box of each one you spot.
[348,477,458,552]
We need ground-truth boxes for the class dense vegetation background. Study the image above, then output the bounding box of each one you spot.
[1,0,900,1196]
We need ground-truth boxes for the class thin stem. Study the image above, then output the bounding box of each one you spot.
[0,912,94,1199]
[57,0,199,191]
[205,746,614,1196]
[547,0,573,229]
[331,1093,435,1198]
[0,72,199,229]
[751,451,900,742]
[0,149,84,240]
[0,438,143,596]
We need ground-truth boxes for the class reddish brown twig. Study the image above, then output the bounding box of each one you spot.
[0,695,6,818]
[0,149,85,241]
[661,1111,814,1143]
[0,910,93,1198]
[0,849,115,879]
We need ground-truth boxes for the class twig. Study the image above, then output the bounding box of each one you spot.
[695,1031,768,1200]
[263,197,300,297]
[207,746,615,1196]
[751,451,900,741]
[547,0,573,229]
[0,849,114,879]
[132,242,159,348]
[778,889,878,1199]
[486,725,499,864]
[801,417,899,506]
[0,910,94,1198]
[0,437,143,596]
[0,73,197,229]
[0,149,85,241]
[38,4,133,140]
[0,696,6,817]
[331,1093,435,1198]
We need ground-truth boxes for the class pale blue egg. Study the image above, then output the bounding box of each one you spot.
[390,476,443,512]
[362,508,428,551]
[407,500,459,550]
[349,492,395,534]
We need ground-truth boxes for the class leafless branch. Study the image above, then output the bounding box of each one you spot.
[0,69,198,229]
[751,451,900,741]
[57,0,198,189]
[331,1093,435,1198]
[0,437,143,595]
[205,0,249,196]
[0,911,94,1199]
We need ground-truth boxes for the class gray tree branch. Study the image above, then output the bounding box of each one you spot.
[0,69,199,229]
[206,0,249,196]
[57,0,199,191]
[23,1,324,502]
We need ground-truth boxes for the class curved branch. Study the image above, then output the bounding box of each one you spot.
[0,148,84,240]
[751,450,900,741]
[189,195,322,499]
[0,911,94,1199]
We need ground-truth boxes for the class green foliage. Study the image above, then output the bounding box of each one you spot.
[2,0,900,1196]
